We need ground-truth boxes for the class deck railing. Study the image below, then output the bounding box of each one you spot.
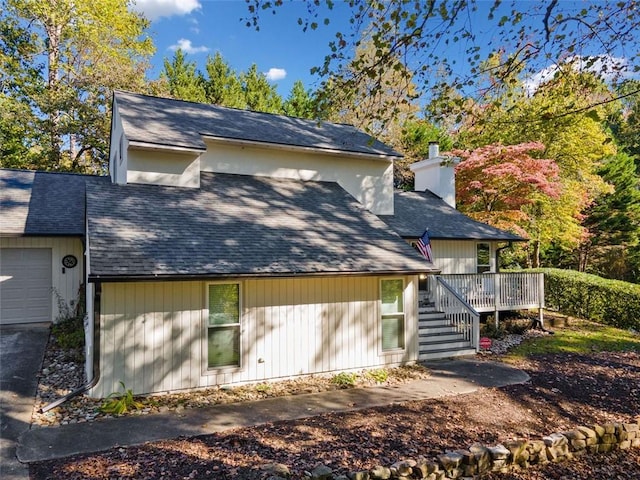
[433,276,480,350]
[436,272,545,324]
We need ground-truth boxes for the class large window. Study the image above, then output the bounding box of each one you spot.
[207,283,241,369]
[476,243,491,274]
[381,279,405,351]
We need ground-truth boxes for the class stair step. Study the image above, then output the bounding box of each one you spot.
[419,347,477,361]
[419,325,459,335]
[418,312,446,321]
[419,339,473,350]
[419,318,452,328]
[418,307,440,315]
[419,332,466,342]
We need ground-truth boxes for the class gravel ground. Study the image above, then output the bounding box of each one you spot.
[28,328,640,479]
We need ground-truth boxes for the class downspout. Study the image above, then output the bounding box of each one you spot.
[40,282,101,413]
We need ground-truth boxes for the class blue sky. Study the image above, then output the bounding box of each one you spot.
[134,0,353,97]
[131,0,638,99]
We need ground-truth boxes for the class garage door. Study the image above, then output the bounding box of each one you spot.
[0,248,52,324]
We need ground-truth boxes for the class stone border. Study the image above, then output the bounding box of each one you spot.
[262,418,640,479]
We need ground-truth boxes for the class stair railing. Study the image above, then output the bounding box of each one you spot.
[434,276,481,351]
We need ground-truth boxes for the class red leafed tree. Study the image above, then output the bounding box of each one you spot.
[453,142,561,237]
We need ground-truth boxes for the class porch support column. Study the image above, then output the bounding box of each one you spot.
[538,272,545,328]
[494,274,500,327]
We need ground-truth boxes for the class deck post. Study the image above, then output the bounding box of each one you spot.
[538,272,545,327]
[494,274,500,327]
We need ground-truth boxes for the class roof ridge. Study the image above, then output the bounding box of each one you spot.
[114,89,345,128]
[0,167,103,179]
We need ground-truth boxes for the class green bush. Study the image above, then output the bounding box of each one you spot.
[480,321,506,339]
[531,268,640,330]
[99,382,145,415]
[365,368,389,384]
[331,372,358,388]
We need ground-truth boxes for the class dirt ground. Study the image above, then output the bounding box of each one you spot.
[29,351,640,479]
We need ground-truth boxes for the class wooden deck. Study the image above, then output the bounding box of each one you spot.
[421,272,545,356]
[437,272,545,319]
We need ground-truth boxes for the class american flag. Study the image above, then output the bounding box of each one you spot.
[417,229,433,262]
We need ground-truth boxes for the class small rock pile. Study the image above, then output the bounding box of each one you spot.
[480,329,550,355]
[261,419,640,479]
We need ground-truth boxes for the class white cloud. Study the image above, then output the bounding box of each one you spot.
[524,55,631,95]
[265,68,287,81]
[168,38,209,54]
[131,0,201,21]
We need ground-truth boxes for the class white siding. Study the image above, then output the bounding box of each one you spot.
[127,149,201,188]
[430,240,498,274]
[200,141,395,215]
[0,237,84,322]
[90,275,418,398]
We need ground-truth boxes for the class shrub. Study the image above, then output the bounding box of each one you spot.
[51,288,86,359]
[99,382,145,415]
[531,268,640,330]
[331,372,358,388]
[365,368,389,384]
[481,321,506,339]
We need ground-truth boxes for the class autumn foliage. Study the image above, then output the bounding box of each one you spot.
[453,142,561,236]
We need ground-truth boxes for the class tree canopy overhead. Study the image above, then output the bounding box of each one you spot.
[245,0,640,127]
[1,0,154,173]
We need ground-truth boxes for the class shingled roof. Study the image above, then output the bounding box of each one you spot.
[0,169,94,236]
[379,190,524,241]
[86,173,435,280]
[114,90,402,158]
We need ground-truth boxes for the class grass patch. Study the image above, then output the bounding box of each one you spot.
[504,317,640,360]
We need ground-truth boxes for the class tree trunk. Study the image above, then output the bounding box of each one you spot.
[531,240,541,268]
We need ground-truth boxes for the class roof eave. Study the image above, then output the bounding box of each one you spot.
[128,140,206,154]
[88,267,438,283]
[202,135,402,162]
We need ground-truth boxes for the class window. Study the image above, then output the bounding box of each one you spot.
[207,283,241,368]
[477,243,491,273]
[380,279,405,351]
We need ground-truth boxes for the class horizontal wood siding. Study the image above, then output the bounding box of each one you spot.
[432,240,497,274]
[92,275,418,397]
[0,237,84,321]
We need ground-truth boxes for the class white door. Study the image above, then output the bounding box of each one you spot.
[0,248,52,324]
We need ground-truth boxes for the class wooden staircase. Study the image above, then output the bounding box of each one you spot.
[418,303,477,361]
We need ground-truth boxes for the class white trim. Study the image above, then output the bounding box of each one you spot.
[203,281,243,373]
[202,135,399,162]
[129,141,205,154]
[379,277,407,354]
[476,242,491,274]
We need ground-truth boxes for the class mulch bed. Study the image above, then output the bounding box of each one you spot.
[29,351,640,479]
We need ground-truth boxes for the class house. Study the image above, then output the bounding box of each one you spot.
[0,91,532,398]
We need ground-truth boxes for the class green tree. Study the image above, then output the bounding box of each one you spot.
[609,80,640,164]
[282,80,316,119]
[161,49,207,103]
[454,142,562,267]
[394,120,453,189]
[582,153,640,281]
[0,15,45,168]
[241,64,282,113]
[457,69,617,265]
[203,52,245,108]
[4,0,153,172]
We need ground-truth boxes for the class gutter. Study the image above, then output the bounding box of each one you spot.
[87,268,440,283]
[40,282,102,413]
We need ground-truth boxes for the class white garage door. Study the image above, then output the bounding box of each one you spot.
[0,248,52,324]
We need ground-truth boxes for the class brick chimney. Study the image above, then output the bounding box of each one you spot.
[410,142,459,208]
